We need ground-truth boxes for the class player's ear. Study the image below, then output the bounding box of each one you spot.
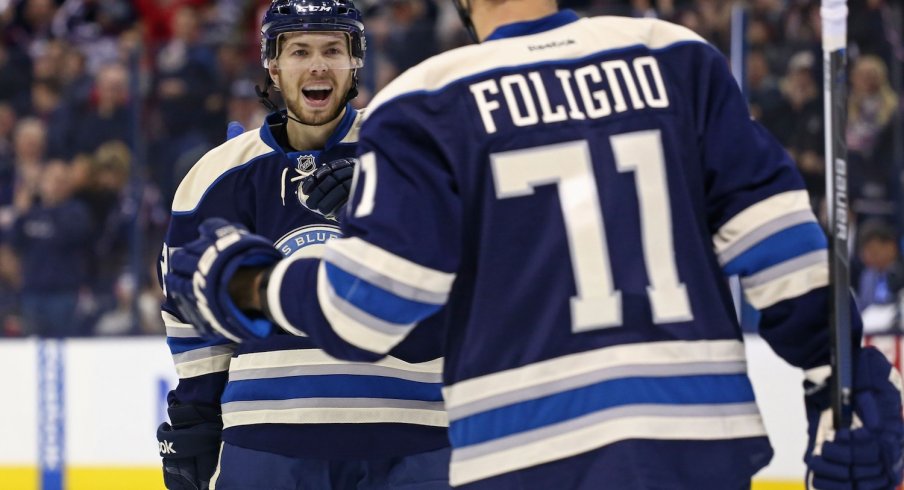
[268,62,281,91]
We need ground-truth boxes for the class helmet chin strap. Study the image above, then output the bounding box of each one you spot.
[255,77,305,125]
[452,0,479,43]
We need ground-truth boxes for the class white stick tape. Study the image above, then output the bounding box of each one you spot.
[821,1,848,51]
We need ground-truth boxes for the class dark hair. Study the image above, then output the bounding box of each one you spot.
[859,220,899,246]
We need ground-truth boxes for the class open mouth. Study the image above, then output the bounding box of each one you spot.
[302,86,333,106]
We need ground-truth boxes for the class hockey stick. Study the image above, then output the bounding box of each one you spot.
[821,0,853,430]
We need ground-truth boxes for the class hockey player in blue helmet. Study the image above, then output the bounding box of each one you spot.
[156,1,451,489]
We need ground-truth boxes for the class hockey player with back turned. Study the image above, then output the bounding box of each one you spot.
[156,1,450,489]
[165,0,904,489]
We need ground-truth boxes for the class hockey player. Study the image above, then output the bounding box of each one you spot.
[156,1,450,489]
[166,1,904,489]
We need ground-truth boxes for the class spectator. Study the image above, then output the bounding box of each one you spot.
[94,273,137,335]
[51,0,135,73]
[53,62,131,159]
[847,54,899,200]
[849,0,894,62]
[0,44,31,106]
[29,38,65,88]
[781,1,822,52]
[225,78,266,137]
[153,4,217,139]
[132,0,210,50]
[853,220,904,311]
[382,0,439,78]
[0,244,22,336]
[29,77,62,120]
[58,46,93,106]
[762,51,825,206]
[11,118,47,207]
[3,0,58,58]
[746,49,782,121]
[94,269,165,336]
[8,159,93,337]
[0,103,17,207]
[80,140,167,323]
[150,4,218,190]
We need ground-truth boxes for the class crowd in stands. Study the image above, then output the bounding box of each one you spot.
[0,0,901,337]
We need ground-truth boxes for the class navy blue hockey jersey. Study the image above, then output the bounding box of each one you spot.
[264,11,837,488]
[160,107,449,459]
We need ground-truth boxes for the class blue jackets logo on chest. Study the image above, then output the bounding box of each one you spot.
[274,224,341,258]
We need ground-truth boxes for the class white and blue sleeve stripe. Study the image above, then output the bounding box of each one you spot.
[713,190,828,309]
[268,237,455,356]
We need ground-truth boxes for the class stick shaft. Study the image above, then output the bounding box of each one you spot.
[822,0,853,430]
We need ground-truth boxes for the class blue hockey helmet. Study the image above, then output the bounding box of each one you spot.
[260,0,366,69]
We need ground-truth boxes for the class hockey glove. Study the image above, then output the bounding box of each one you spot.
[805,347,904,490]
[157,404,222,490]
[297,157,356,220]
[166,217,282,342]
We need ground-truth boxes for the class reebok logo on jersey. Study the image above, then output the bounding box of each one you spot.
[527,39,575,51]
[159,440,176,454]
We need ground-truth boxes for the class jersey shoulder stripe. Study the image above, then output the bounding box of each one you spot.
[365,16,706,119]
[171,129,275,214]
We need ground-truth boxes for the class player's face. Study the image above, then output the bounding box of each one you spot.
[270,31,356,126]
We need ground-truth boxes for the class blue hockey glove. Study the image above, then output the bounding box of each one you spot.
[805,347,904,490]
[157,404,222,490]
[165,218,282,342]
[297,157,356,220]
[226,121,244,140]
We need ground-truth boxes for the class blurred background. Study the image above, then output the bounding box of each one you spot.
[0,0,901,489]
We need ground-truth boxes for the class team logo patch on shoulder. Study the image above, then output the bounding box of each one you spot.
[297,154,317,174]
[274,224,341,258]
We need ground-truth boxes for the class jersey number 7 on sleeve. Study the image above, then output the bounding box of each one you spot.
[491,129,693,332]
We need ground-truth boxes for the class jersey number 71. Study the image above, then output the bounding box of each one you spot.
[491,129,693,332]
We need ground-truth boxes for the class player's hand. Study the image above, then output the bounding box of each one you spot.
[804,347,904,490]
[297,157,356,221]
[165,218,282,342]
[158,404,222,490]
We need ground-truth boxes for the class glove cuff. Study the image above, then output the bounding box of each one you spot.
[215,248,282,340]
[168,404,221,429]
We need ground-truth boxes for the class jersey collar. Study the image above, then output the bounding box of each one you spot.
[260,104,358,154]
[484,10,580,42]
[325,104,358,149]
